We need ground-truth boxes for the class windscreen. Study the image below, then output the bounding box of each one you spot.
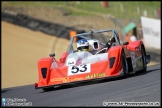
[69,29,120,54]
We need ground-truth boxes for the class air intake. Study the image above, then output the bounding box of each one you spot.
[109,57,115,68]
[41,68,47,78]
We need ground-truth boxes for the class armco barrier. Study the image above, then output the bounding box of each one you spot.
[1,10,85,40]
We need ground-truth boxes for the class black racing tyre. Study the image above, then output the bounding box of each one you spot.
[140,46,147,72]
[122,50,129,77]
[42,87,54,91]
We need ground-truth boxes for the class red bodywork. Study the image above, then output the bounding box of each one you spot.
[34,40,144,89]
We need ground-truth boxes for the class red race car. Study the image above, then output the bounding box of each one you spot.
[34,29,150,91]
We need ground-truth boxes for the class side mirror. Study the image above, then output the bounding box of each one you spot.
[123,42,129,45]
[49,53,55,57]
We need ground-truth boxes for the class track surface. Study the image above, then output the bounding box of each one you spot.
[2,21,70,88]
[2,64,161,107]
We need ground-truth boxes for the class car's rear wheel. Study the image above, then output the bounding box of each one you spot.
[122,50,129,77]
[140,45,147,72]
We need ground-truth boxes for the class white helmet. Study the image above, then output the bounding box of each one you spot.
[77,39,89,52]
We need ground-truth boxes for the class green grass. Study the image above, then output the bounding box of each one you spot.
[2,1,161,19]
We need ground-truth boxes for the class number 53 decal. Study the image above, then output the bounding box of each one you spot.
[68,64,91,76]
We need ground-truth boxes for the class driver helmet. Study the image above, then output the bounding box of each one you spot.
[77,39,89,52]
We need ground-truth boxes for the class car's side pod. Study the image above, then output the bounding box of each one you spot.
[37,57,53,86]
[107,46,123,74]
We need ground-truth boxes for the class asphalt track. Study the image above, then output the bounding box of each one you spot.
[2,64,161,107]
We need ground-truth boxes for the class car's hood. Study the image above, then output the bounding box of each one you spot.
[65,52,108,66]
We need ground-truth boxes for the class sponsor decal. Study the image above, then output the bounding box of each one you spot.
[86,73,105,79]
[68,64,91,76]
[68,61,74,65]
[50,77,83,83]
[142,26,159,37]
[136,57,143,68]
[67,58,75,66]
[135,47,141,58]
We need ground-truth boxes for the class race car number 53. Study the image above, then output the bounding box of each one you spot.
[68,64,91,76]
